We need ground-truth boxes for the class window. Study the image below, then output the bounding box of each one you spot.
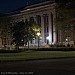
[36,15,41,26]
[47,26,49,33]
[30,17,34,22]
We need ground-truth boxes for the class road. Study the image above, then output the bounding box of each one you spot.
[0,58,75,75]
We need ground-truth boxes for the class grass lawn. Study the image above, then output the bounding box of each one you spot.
[0,50,75,62]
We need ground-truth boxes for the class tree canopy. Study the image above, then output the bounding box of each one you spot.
[55,0,75,29]
[11,19,40,46]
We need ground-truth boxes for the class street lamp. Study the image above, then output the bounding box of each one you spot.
[37,32,41,48]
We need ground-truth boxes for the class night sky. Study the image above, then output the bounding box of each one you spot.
[0,0,47,14]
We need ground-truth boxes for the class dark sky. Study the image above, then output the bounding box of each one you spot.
[0,0,46,14]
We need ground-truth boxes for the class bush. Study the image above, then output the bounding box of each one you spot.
[0,47,75,53]
[0,49,25,53]
[35,47,75,51]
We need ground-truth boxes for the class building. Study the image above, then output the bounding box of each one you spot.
[0,0,75,48]
[9,0,57,47]
[0,13,12,48]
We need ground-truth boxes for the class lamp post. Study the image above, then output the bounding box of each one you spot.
[37,32,40,48]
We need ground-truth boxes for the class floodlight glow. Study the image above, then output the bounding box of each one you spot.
[46,36,52,44]
[21,39,23,41]
[37,32,40,36]
[46,36,49,40]
[33,38,35,40]
[40,37,42,39]
[65,38,68,41]
[27,9,30,10]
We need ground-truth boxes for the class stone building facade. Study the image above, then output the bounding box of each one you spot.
[10,0,57,47]
[0,0,75,48]
[10,0,75,47]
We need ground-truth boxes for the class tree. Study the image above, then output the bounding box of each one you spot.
[11,19,40,48]
[24,19,40,48]
[11,21,25,47]
[0,15,11,47]
[55,0,75,43]
[55,0,75,28]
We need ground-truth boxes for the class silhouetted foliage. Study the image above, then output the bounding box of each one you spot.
[11,19,40,47]
[11,21,25,46]
[55,0,75,29]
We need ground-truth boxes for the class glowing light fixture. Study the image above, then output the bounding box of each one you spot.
[37,32,40,36]
[46,36,49,40]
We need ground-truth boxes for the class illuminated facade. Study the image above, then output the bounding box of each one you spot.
[0,0,74,48]
[10,0,57,47]
[9,0,75,47]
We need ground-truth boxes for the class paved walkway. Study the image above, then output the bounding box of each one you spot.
[0,58,75,75]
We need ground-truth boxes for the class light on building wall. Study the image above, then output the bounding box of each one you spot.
[46,36,52,44]
[40,37,42,39]
[33,38,35,40]
[21,39,23,41]
[46,36,49,40]
[65,36,70,42]
[27,9,30,10]
[46,36,50,44]
[65,38,68,41]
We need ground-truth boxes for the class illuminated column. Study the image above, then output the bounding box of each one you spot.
[33,15,38,45]
[41,15,45,45]
[53,12,57,44]
[48,13,52,44]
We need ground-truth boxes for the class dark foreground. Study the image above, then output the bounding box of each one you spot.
[0,58,75,75]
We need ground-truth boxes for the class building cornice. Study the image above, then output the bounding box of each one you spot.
[10,0,56,16]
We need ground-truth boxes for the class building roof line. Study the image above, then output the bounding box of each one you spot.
[9,0,55,15]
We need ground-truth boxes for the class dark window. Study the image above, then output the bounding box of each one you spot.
[30,17,34,22]
[51,13,53,42]
[47,26,49,33]
[36,15,41,26]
